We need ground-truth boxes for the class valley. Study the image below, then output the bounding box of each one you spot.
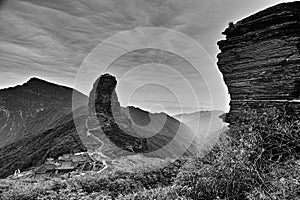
[0,74,226,179]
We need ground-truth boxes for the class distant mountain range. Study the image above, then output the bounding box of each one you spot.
[0,76,226,178]
[174,110,227,151]
[124,106,198,157]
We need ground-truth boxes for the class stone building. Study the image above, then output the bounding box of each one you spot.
[33,152,96,177]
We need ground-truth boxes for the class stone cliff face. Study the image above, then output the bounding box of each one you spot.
[217,2,300,123]
[89,74,147,153]
[89,74,121,117]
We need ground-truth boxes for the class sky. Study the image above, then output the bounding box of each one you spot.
[0,0,295,115]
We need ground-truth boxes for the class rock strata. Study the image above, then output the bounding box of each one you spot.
[217,2,300,123]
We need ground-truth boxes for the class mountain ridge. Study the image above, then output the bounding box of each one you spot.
[0,77,88,148]
[87,74,199,158]
[0,78,89,178]
[0,75,201,177]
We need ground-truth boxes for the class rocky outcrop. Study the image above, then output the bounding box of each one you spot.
[217,2,300,123]
[89,74,147,153]
[89,74,120,117]
[88,74,198,157]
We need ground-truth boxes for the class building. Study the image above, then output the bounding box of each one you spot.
[33,152,97,177]
[35,164,56,175]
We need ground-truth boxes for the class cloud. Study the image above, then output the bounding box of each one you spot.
[1,0,290,112]
[0,0,198,81]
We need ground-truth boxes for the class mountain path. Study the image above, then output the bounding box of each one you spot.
[85,118,109,173]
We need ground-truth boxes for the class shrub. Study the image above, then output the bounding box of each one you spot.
[175,107,300,200]
[117,186,189,200]
[1,107,298,200]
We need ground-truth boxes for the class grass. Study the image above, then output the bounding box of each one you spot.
[0,107,299,200]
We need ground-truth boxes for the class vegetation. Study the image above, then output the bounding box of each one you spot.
[0,107,299,200]
[175,107,299,200]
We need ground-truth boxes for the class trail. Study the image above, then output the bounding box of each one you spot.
[85,118,109,173]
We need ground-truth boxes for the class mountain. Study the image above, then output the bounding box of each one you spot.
[0,77,88,147]
[173,110,227,150]
[0,113,86,178]
[87,73,198,158]
[0,78,88,178]
[0,74,212,178]
[124,106,198,157]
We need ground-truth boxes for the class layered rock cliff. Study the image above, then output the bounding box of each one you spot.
[217,2,300,123]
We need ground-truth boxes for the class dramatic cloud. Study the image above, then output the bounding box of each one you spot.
[0,0,294,113]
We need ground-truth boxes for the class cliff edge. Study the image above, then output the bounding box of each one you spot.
[217,2,300,123]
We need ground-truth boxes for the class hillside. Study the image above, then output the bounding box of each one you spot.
[87,74,198,158]
[0,113,86,178]
[0,74,202,178]
[125,106,198,157]
[0,78,88,178]
[0,77,88,147]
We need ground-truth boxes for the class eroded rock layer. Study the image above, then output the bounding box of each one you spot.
[217,2,300,123]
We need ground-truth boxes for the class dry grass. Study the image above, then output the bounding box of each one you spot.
[1,107,299,200]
